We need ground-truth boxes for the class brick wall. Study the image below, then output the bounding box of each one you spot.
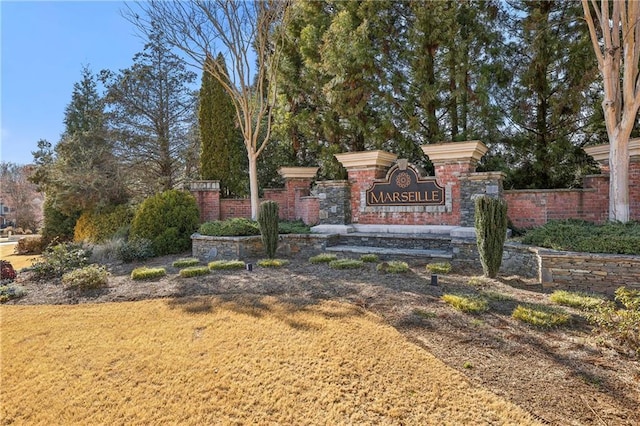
[505,174,615,229]
[192,180,318,225]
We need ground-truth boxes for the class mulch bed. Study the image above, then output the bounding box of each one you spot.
[7,253,640,425]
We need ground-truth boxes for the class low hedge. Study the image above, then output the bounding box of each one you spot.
[522,220,640,255]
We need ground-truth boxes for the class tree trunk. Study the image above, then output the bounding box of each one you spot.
[609,136,630,222]
[248,151,260,220]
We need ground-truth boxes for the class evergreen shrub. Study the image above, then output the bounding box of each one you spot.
[179,266,210,278]
[172,258,200,268]
[441,294,489,314]
[199,218,260,236]
[474,196,508,278]
[257,259,288,268]
[131,267,166,280]
[360,254,379,263]
[62,265,109,290]
[426,262,452,274]
[512,304,571,328]
[258,201,279,259]
[377,261,409,273]
[41,198,80,246]
[31,242,92,280]
[309,253,338,264]
[208,260,245,270]
[522,220,640,255]
[587,287,640,356]
[117,238,155,263]
[130,190,200,256]
[74,205,134,244]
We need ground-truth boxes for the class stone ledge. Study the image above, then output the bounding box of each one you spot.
[326,245,453,259]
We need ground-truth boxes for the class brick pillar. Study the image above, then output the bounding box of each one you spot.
[585,138,640,221]
[189,181,220,223]
[335,151,397,224]
[421,141,489,226]
[277,167,318,221]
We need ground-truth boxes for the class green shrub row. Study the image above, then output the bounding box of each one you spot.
[257,259,288,268]
[198,218,311,237]
[131,267,167,280]
[179,266,210,278]
[208,260,246,270]
[172,258,201,268]
[522,220,640,255]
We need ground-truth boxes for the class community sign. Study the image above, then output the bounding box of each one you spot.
[365,162,445,206]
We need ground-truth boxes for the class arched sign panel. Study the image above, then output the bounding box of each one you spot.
[366,164,445,206]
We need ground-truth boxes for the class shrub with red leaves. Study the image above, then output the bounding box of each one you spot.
[1,260,17,281]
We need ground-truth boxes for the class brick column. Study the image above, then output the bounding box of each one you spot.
[277,167,318,221]
[422,141,489,226]
[335,151,397,224]
[189,181,220,223]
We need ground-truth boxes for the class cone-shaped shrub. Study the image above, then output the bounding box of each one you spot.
[474,196,508,278]
[258,201,279,259]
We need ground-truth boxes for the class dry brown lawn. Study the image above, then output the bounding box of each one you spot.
[1,297,539,425]
[0,243,40,270]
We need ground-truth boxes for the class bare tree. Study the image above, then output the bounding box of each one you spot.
[0,163,42,231]
[582,0,640,222]
[126,1,289,219]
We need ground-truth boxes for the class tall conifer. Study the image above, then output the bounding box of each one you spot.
[199,54,246,196]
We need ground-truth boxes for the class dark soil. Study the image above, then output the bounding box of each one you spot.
[8,253,640,425]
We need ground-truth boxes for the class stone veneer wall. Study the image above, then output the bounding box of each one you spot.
[538,251,640,295]
[192,233,639,295]
[458,172,505,227]
[314,181,351,225]
[192,233,338,260]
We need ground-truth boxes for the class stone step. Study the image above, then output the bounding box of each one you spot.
[326,245,454,259]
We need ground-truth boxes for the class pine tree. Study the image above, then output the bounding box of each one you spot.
[102,25,197,196]
[499,0,601,189]
[199,54,247,196]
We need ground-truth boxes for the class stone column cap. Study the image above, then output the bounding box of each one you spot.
[277,167,319,179]
[421,140,488,163]
[334,150,397,169]
[584,138,640,163]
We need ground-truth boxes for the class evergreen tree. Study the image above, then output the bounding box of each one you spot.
[102,25,197,197]
[499,0,601,189]
[62,65,105,138]
[199,53,247,196]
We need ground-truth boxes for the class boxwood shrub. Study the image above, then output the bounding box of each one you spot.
[130,190,200,256]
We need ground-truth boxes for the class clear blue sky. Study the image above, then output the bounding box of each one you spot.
[1,1,148,165]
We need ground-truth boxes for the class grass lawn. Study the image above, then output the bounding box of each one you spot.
[0,243,40,270]
[1,297,538,425]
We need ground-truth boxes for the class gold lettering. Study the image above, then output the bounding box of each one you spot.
[401,192,409,202]
[408,192,416,202]
[393,192,401,202]
[384,193,394,203]
[369,191,383,204]
[432,191,440,202]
